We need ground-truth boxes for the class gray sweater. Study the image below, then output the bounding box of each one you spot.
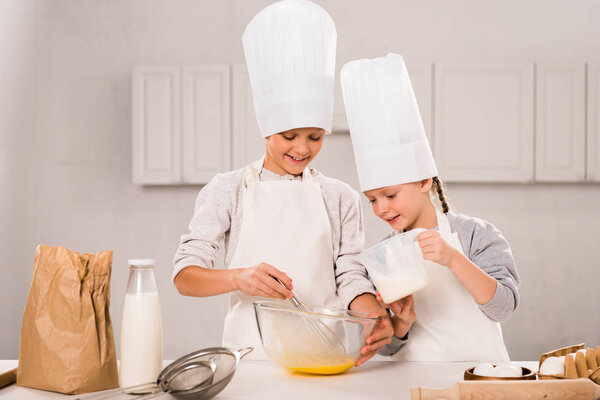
[379,211,520,356]
[447,211,520,322]
[173,164,375,310]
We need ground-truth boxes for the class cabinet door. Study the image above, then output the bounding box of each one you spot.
[182,65,230,184]
[434,63,534,182]
[535,63,586,182]
[332,66,348,132]
[232,64,264,169]
[132,67,180,184]
[588,64,600,182]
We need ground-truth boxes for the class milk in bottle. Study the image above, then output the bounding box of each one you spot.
[119,259,163,387]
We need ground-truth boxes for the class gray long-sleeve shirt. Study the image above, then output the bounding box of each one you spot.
[448,211,520,322]
[379,210,520,356]
[172,163,375,309]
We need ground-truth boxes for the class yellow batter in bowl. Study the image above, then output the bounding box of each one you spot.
[271,352,357,375]
[289,358,356,375]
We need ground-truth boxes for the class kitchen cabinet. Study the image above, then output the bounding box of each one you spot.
[181,66,231,184]
[535,63,586,182]
[132,67,181,184]
[132,65,230,184]
[588,64,600,182]
[133,61,598,185]
[231,64,263,170]
[434,62,535,182]
[332,66,349,132]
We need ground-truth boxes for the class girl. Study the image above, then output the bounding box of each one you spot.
[341,53,520,361]
[173,0,392,364]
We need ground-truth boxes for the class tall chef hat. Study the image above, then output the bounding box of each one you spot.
[341,53,438,192]
[242,0,337,138]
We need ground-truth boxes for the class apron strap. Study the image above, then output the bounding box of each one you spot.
[436,210,452,236]
[301,167,313,183]
[436,209,465,255]
[242,158,264,189]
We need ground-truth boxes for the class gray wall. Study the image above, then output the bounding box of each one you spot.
[1,0,599,361]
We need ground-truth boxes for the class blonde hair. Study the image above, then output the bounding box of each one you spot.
[431,177,449,214]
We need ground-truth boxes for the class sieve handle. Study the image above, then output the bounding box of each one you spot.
[73,382,158,400]
[237,347,254,359]
[135,391,166,400]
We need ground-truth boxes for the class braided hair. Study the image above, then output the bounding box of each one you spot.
[431,177,449,214]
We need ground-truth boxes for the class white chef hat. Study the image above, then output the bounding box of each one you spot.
[242,0,336,138]
[341,53,438,192]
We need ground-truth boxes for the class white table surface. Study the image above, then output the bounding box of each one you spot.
[0,360,539,399]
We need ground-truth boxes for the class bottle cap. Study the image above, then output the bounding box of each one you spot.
[128,259,156,267]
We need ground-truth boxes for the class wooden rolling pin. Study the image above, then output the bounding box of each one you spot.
[410,379,600,400]
[0,368,17,389]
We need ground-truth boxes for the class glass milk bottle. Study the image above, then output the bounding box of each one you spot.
[119,259,163,387]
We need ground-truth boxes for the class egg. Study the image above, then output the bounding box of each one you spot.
[540,356,565,375]
[495,362,523,377]
[473,363,496,377]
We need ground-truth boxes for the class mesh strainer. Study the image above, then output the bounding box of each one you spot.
[76,347,253,400]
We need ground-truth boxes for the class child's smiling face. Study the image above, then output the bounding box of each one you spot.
[263,127,325,176]
[364,179,433,231]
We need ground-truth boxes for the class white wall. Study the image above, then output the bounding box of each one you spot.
[1,0,599,361]
[1,0,38,360]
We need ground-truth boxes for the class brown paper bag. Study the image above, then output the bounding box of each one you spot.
[17,245,119,394]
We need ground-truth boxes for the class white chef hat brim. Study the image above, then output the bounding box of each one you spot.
[356,138,438,192]
[255,94,334,137]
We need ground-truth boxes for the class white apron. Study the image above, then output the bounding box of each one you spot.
[222,159,339,360]
[392,210,510,362]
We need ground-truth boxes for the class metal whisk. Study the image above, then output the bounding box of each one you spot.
[275,279,349,364]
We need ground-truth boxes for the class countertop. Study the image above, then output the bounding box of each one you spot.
[0,360,539,399]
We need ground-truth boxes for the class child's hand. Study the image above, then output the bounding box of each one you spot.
[417,230,458,267]
[234,262,293,299]
[355,307,393,366]
[376,292,415,339]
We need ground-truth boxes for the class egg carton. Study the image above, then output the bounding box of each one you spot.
[538,343,600,384]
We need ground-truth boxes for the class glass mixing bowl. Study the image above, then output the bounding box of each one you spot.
[253,300,379,375]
